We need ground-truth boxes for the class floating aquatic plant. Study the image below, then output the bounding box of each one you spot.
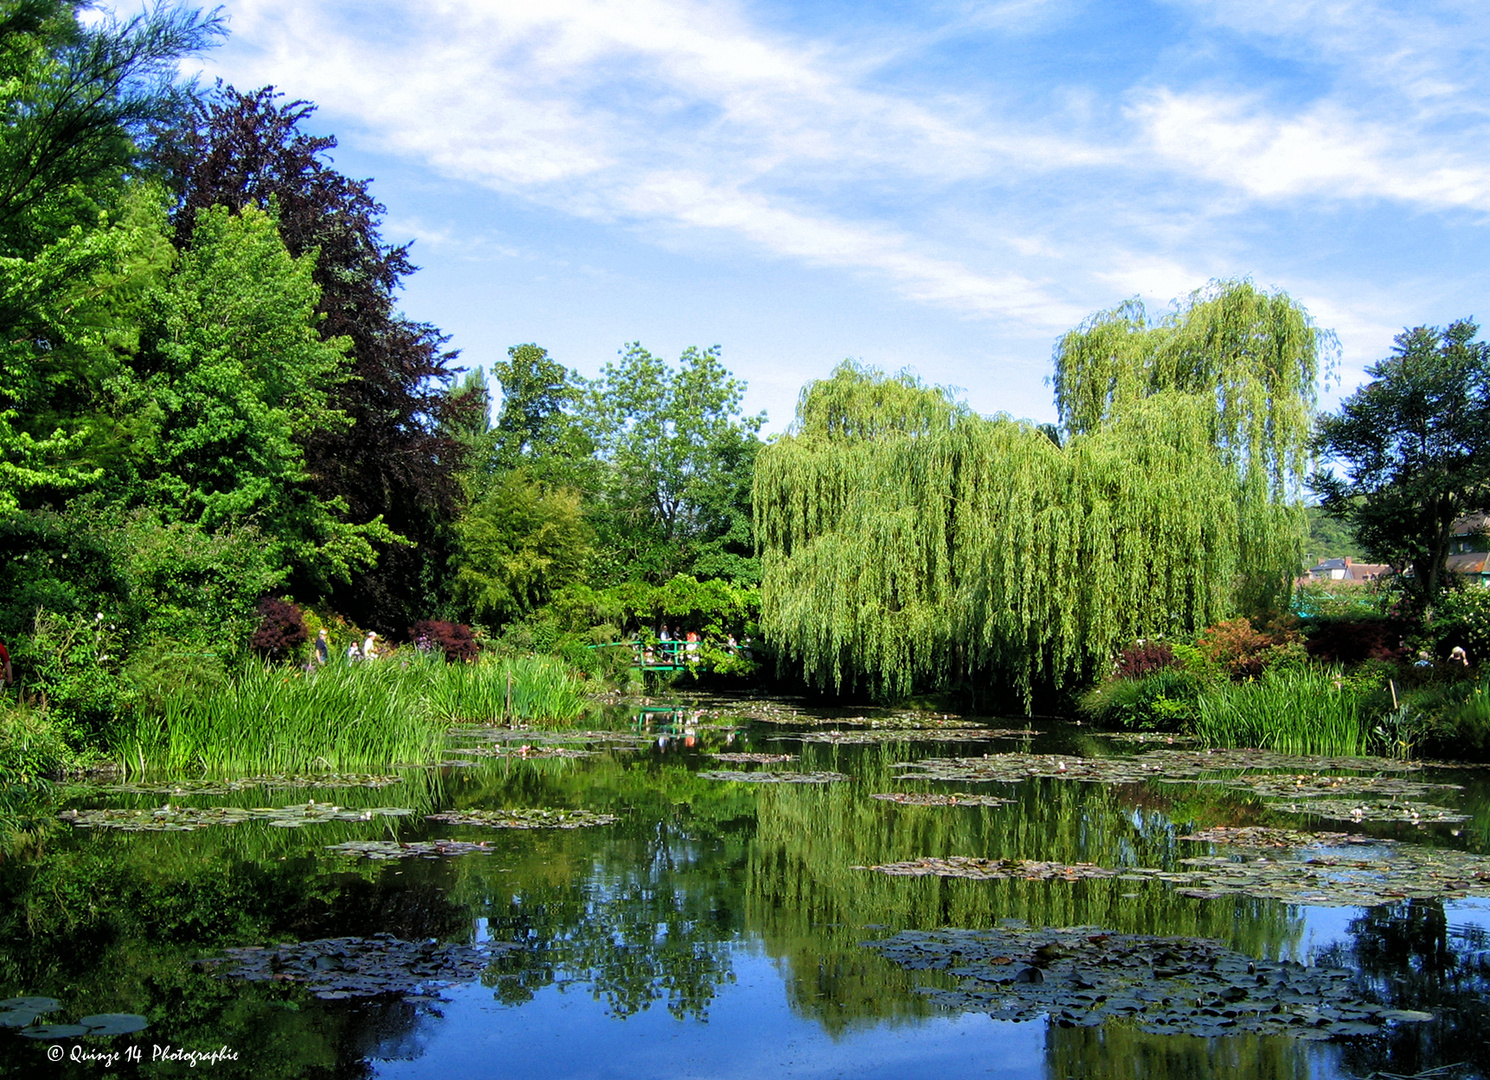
[870,793,1014,807]
[196,934,516,999]
[895,748,1429,786]
[423,808,618,829]
[696,770,850,784]
[323,839,497,860]
[1263,798,1469,825]
[1176,826,1392,849]
[782,728,1039,745]
[58,804,413,832]
[80,774,403,797]
[707,752,798,764]
[864,926,1430,1038]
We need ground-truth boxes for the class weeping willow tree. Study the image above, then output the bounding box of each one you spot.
[755,280,1329,702]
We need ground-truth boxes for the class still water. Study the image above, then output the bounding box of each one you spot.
[3,696,1488,1079]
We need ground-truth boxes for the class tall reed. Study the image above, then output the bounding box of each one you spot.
[114,653,590,774]
[1194,667,1369,756]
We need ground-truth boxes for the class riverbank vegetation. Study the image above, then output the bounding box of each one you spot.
[7,2,1490,781]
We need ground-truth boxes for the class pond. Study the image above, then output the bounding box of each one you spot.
[4,695,1490,1079]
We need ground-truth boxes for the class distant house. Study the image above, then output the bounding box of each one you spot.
[1450,513,1490,555]
[1305,556,1390,582]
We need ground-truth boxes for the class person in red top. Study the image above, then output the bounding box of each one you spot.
[0,640,11,687]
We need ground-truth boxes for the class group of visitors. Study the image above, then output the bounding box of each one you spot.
[305,628,382,670]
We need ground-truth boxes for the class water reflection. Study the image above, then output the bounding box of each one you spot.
[0,701,1486,1078]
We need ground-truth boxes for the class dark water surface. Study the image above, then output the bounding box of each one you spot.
[4,696,1490,1079]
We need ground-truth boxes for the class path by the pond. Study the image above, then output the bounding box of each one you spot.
[4,694,1490,1079]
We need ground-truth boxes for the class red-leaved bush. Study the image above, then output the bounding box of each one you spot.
[1114,641,1180,679]
[251,597,308,660]
[409,620,478,663]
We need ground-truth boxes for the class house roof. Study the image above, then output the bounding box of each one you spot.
[1307,557,1391,581]
[1448,552,1490,575]
[1452,513,1490,537]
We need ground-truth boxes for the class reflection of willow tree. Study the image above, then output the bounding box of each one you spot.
[435,755,759,1020]
[1044,1025,1313,1080]
[744,749,1304,1036]
[1325,899,1490,1079]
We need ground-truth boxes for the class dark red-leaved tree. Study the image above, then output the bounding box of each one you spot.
[154,86,481,631]
[409,619,478,664]
[251,597,308,660]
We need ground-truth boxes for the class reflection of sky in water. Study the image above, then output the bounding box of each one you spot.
[370,945,1047,1080]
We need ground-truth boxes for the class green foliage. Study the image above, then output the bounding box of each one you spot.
[1079,669,1205,731]
[1430,587,1490,663]
[115,652,589,773]
[1313,320,1490,609]
[755,360,1292,703]
[0,696,78,783]
[585,343,764,585]
[1304,504,1361,563]
[126,203,395,587]
[452,470,591,626]
[490,344,594,484]
[1195,667,1372,756]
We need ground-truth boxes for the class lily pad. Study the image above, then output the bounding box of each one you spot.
[197,934,519,999]
[59,803,414,832]
[782,728,1040,745]
[423,808,618,829]
[1177,826,1392,849]
[707,752,798,764]
[1093,731,1200,746]
[0,997,58,1011]
[78,1013,149,1036]
[870,793,1014,807]
[323,839,497,860]
[896,748,1429,787]
[1187,773,1460,799]
[446,745,596,759]
[91,773,403,796]
[19,1024,89,1039]
[862,857,1133,881]
[0,1011,40,1028]
[1265,798,1470,824]
[864,925,1406,1039]
[696,770,849,784]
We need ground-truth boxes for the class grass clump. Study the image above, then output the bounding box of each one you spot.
[1194,667,1371,756]
[113,652,589,774]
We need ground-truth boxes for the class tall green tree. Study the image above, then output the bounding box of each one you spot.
[586,343,764,585]
[1312,320,1490,608]
[122,203,393,586]
[0,0,219,511]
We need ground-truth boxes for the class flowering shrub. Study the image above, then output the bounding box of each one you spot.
[1431,588,1490,665]
[251,598,308,660]
[1114,641,1180,679]
[410,620,478,663]
[1197,618,1301,679]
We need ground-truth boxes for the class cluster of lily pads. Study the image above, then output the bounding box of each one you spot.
[864,926,1433,1038]
[870,793,1014,807]
[707,752,798,764]
[895,748,1426,787]
[445,745,596,760]
[324,839,497,860]
[196,934,515,1000]
[1176,826,1389,849]
[861,839,1490,907]
[779,728,1039,745]
[85,774,403,796]
[58,803,413,832]
[423,808,618,829]
[696,770,850,784]
[0,997,147,1040]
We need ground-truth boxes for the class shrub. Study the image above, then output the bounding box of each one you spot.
[409,620,478,663]
[1198,618,1301,679]
[1080,669,1204,731]
[1114,641,1180,679]
[250,598,308,661]
[1304,618,1408,665]
[1431,588,1490,666]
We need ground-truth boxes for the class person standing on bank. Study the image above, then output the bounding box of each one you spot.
[314,628,330,666]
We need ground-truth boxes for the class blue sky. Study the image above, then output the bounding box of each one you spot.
[169,0,1490,431]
